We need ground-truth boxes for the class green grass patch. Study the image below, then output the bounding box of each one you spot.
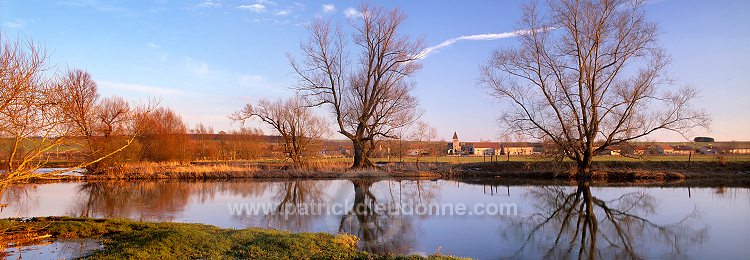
[1,217,465,259]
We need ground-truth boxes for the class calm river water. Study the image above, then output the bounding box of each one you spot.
[2,179,749,259]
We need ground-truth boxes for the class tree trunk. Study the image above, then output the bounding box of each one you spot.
[352,139,374,168]
[577,151,593,181]
[290,152,302,169]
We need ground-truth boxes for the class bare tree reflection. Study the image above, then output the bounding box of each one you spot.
[338,179,439,255]
[73,181,194,221]
[0,185,37,216]
[263,180,329,231]
[507,181,706,259]
[72,181,273,221]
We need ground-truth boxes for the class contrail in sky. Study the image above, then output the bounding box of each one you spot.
[415,29,534,60]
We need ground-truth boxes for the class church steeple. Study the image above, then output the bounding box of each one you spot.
[452,131,460,152]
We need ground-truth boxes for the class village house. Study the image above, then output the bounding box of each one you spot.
[728,147,750,154]
[446,132,543,156]
[698,145,721,155]
[406,148,430,156]
[504,143,542,155]
[598,145,621,156]
[620,145,649,156]
[469,142,504,156]
[649,144,675,155]
[319,141,352,158]
[671,145,695,155]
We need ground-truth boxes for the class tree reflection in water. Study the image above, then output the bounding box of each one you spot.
[263,180,329,231]
[72,181,274,221]
[338,179,439,255]
[0,185,35,215]
[508,181,707,259]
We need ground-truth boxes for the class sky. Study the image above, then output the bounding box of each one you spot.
[2,0,749,142]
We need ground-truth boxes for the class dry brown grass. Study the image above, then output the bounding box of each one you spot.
[90,162,261,179]
[35,159,749,181]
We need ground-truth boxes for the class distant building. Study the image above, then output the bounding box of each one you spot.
[319,141,352,158]
[698,145,720,155]
[649,144,675,155]
[504,143,542,155]
[469,142,504,156]
[728,147,750,154]
[452,132,461,152]
[446,131,542,156]
[672,145,695,155]
[598,146,621,156]
[620,145,649,156]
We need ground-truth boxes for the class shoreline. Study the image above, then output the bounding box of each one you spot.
[31,160,750,183]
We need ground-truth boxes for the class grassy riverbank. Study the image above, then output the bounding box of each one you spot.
[1,217,462,259]
[24,155,750,182]
[49,160,749,181]
[451,160,750,180]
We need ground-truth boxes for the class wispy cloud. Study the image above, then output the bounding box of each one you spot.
[146,42,160,48]
[2,19,26,28]
[236,74,287,94]
[98,81,190,96]
[343,7,362,19]
[185,58,210,77]
[415,29,536,59]
[238,74,265,87]
[197,0,222,8]
[237,3,266,12]
[322,4,335,13]
[256,0,276,5]
[59,0,134,16]
[274,9,290,16]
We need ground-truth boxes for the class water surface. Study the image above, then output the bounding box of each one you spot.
[2,179,749,259]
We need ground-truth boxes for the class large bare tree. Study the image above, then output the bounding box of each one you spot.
[231,95,328,167]
[481,0,709,178]
[289,3,423,168]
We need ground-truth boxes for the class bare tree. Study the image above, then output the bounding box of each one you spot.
[289,3,423,168]
[190,123,214,135]
[231,95,328,167]
[1,34,62,187]
[96,96,131,137]
[0,34,143,187]
[136,106,192,162]
[56,71,151,171]
[407,120,437,169]
[480,0,709,178]
[57,69,99,137]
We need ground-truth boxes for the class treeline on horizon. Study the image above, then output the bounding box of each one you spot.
[1,128,453,168]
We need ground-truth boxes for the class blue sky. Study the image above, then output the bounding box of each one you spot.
[2,0,749,141]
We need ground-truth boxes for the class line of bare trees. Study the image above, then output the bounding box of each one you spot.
[1,33,266,188]
[231,95,328,167]
[0,34,157,188]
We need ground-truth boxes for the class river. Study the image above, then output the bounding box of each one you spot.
[2,178,749,259]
